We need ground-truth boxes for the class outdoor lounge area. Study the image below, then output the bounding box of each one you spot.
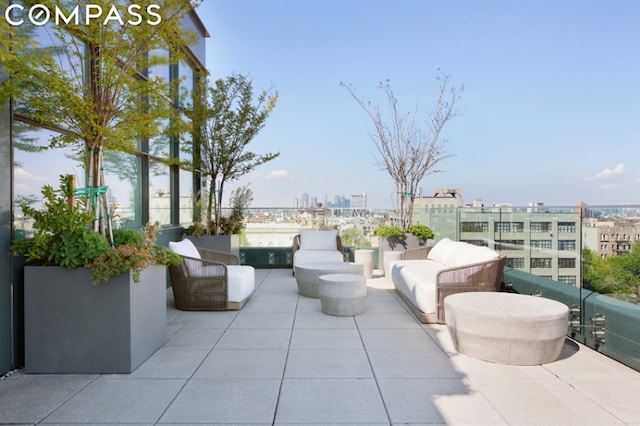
[1,268,640,425]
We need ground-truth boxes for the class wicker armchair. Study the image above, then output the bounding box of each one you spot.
[168,240,255,311]
[392,240,506,324]
[291,230,345,275]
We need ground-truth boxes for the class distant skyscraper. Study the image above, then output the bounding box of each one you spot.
[302,193,309,208]
[351,193,367,209]
[293,196,299,208]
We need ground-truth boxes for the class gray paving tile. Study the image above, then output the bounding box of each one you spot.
[159,379,280,424]
[230,312,295,329]
[194,349,287,379]
[290,328,364,350]
[110,348,209,379]
[378,378,506,425]
[368,349,464,379]
[241,292,299,314]
[360,328,435,350]
[0,375,94,424]
[42,378,185,424]
[285,349,373,378]
[275,378,389,424]
[355,310,422,328]
[163,327,225,350]
[293,308,358,329]
[169,310,238,329]
[215,328,292,349]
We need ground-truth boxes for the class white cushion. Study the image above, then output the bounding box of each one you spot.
[169,239,201,260]
[227,265,255,303]
[294,249,343,266]
[427,238,461,265]
[299,229,337,250]
[447,244,499,268]
[187,264,255,303]
[391,260,446,314]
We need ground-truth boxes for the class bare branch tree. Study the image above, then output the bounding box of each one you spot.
[341,71,463,229]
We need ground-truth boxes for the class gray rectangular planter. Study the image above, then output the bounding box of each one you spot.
[185,234,240,256]
[377,234,429,274]
[24,264,167,374]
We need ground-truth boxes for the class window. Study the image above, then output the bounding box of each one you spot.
[558,275,577,286]
[495,222,511,232]
[460,222,488,232]
[558,258,576,268]
[531,240,552,250]
[558,222,576,233]
[496,240,524,250]
[461,240,488,247]
[531,258,552,268]
[506,258,524,268]
[530,222,552,232]
[558,240,576,251]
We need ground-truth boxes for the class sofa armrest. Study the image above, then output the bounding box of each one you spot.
[198,247,240,265]
[402,246,434,260]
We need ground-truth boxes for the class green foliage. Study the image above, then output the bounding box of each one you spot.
[582,246,640,295]
[340,227,371,247]
[406,224,435,241]
[185,74,278,235]
[12,175,95,266]
[373,224,433,241]
[222,186,253,235]
[89,224,182,284]
[49,229,111,269]
[372,225,405,240]
[112,228,144,247]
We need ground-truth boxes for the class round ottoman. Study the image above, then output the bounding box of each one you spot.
[294,262,364,298]
[354,249,374,278]
[444,292,569,365]
[318,274,367,316]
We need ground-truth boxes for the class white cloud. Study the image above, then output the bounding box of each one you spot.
[266,170,293,180]
[14,168,47,183]
[585,163,625,181]
[632,177,640,184]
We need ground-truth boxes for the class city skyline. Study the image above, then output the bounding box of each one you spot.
[199,1,640,209]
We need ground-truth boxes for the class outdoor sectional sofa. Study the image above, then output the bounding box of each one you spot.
[390,238,506,324]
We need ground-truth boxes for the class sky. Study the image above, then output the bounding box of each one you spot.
[196,0,640,209]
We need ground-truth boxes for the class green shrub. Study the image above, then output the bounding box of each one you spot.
[406,224,434,241]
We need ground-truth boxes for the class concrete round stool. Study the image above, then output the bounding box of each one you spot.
[354,249,374,278]
[444,292,569,365]
[318,274,367,316]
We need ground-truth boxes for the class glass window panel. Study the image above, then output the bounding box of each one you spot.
[149,160,170,225]
[102,150,141,228]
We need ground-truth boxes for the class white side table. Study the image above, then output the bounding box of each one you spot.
[354,249,374,278]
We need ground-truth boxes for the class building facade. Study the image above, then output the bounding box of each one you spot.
[0,8,209,375]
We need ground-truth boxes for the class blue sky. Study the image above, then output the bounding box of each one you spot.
[197,0,640,209]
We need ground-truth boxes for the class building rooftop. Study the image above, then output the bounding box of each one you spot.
[1,268,640,425]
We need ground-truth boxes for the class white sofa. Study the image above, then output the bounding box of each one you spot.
[390,238,506,324]
[292,229,344,271]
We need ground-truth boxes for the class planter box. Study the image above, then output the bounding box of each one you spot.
[185,234,240,256]
[24,265,167,374]
[377,234,429,274]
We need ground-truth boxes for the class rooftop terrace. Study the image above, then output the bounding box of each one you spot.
[2,268,640,425]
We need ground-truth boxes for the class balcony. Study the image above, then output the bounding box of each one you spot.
[1,268,640,424]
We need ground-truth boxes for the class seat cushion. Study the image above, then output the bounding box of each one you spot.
[427,238,462,264]
[294,249,344,266]
[299,229,337,250]
[226,265,255,303]
[391,260,447,314]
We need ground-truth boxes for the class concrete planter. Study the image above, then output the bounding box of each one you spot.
[185,234,240,256]
[377,234,428,274]
[24,265,167,374]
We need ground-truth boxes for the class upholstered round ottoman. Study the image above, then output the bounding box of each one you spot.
[318,274,367,316]
[294,262,364,298]
[444,292,569,365]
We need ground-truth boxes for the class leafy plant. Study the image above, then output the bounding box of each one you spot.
[372,225,405,240]
[406,224,434,241]
[13,177,182,284]
[373,223,434,241]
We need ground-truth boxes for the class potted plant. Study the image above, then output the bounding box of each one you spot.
[373,223,434,275]
[183,74,278,242]
[183,185,253,255]
[12,176,181,374]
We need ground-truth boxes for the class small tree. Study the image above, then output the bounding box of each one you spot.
[188,74,279,235]
[1,0,199,242]
[342,71,462,229]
